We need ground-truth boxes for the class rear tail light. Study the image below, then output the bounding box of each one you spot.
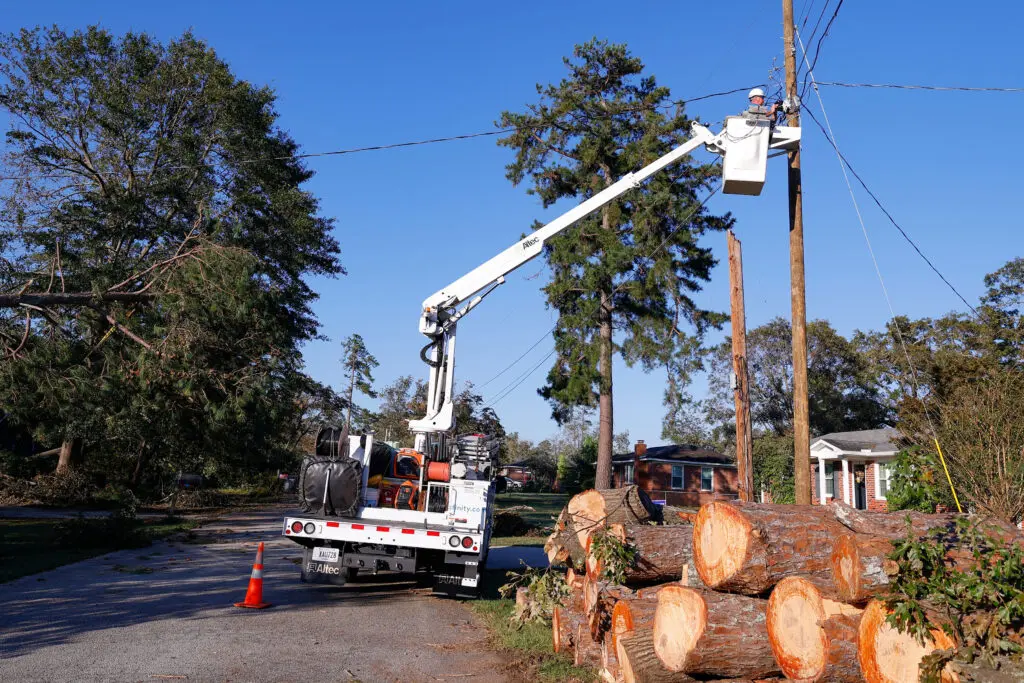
[304,522,316,534]
[461,536,473,549]
[291,521,303,533]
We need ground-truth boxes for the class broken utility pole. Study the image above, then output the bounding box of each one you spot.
[783,0,811,505]
[728,230,754,502]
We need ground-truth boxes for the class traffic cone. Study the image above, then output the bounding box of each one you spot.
[235,541,272,609]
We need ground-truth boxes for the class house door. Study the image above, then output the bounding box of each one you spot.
[853,464,867,510]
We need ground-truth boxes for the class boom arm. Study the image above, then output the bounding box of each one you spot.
[409,121,754,441]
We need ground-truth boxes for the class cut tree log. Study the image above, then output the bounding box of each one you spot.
[600,637,620,683]
[587,523,703,588]
[574,621,603,670]
[653,585,781,679]
[553,605,587,655]
[857,599,957,683]
[617,629,696,683]
[831,503,1021,543]
[831,533,900,605]
[567,486,661,552]
[692,501,844,595]
[766,576,864,682]
[610,593,661,651]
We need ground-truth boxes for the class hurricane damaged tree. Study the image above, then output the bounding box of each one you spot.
[498,39,729,488]
[0,27,342,486]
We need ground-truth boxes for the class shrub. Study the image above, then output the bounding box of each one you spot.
[493,510,533,537]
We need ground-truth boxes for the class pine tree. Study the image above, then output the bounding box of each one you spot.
[341,334,378,434]
[498,39,730,487]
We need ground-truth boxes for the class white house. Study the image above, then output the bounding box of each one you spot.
[809,428,899,511]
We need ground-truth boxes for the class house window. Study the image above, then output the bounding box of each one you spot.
[825,463,835,498]
[671,465,684,490]
[877,463,891,499]
[622,463,634,485]
[701,467,714,492]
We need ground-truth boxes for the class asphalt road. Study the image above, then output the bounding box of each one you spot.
[0,505,533,683]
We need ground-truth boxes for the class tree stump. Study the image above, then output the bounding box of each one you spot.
[692,501,844,595]
[652,585,781,679]
[857,600,957,683]
[766,576,864,682]
[617,629,696,683]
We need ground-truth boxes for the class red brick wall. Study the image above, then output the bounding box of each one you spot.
[864,460,888,512]
[628,462,738,505]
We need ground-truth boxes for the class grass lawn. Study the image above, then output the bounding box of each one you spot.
[495,492,568,529]
[0,516,198,584]
[490,536,546,547]
[472,598,595,682]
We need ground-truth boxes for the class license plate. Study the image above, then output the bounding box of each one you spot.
[312,547,339,562]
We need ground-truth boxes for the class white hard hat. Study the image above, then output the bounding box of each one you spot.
[748,87,765,99]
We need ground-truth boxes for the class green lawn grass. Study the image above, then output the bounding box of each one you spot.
[0,516,198,583]
[489,536,547,547]
[494,492,568,529]
[471,598,595,682]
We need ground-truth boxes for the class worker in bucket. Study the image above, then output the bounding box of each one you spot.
[746,87,781,119]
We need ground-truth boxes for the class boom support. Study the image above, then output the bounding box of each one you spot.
[410,119,798,444]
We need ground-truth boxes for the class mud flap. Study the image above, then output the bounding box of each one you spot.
[300,545,347,585]
[432,552,482,599]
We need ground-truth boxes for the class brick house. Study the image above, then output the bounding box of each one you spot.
[498,461,534,484]
[611,440,738,507]
[810,428,899,511]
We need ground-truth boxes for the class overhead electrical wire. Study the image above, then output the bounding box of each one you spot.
[799,0,845,98]
[796,29,962,511]
[0,86,756,184]
[816,81,1024,93]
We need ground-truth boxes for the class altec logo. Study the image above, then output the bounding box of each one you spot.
[522,237,539,249]
[307,562,340,575]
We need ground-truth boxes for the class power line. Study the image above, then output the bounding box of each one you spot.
[816,81,1024,93]
[0,87,756,184]
[477,321,558,389]
[799,0,845,98]
[801,105,978,315]
[797,31,962,510]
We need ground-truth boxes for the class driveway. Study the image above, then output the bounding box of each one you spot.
[0,505,514,683]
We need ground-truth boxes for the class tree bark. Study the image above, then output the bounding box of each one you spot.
[692,501,843,595]
[617,629,696,683]
[345,357,356,435]
[553,604,588,655]
[831,533,900,605]
[857,600,957,683]
[567,486,661,552]
[55,438,82,475]
[596,287,613,490]
[832,502,1022,543]
[600,636,620,683]
[653,585,781,678]
[766,576,864,682]
[588,523,703,587]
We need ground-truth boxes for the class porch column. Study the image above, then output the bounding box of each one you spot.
[817,457,827,505]
[842,459,850,505]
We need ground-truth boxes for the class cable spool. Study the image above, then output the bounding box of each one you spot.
[315,425,348,459]
[426,461,451,483]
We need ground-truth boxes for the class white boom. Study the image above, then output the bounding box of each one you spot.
[410,117,798,445]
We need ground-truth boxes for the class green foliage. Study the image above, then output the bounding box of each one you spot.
[886,448,955,513]
[0,26,342,491]
[752,434,795,504]
[589,528,639,585]
[884,518,1024,677]
[499,563,571,626]
[340,333,378,432]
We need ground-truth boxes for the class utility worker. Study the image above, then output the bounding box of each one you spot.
[747,87,781,118]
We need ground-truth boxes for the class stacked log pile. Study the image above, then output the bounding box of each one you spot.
[544,487,1020,683]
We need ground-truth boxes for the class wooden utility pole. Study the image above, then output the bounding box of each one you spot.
[728,231,755,502]
[783,0,811,504]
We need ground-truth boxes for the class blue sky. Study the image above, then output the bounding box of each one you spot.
[6,1,1022,445]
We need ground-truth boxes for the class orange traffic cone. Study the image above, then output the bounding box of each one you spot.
[235,541,272,609]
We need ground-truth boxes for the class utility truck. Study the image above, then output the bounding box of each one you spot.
[282,111,799,598]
